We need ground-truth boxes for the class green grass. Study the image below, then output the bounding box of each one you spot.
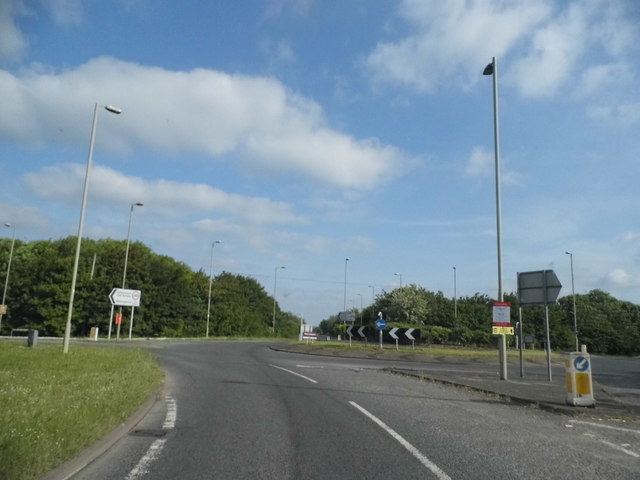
[0,342,163,480]
[292,340,560,360]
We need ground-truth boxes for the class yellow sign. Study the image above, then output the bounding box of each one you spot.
[0,305,7,315]
[492,326,514,335]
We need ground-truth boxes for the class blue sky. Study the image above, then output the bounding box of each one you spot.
[1,0,639,326]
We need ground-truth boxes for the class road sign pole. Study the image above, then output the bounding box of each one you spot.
[518,307,524,378]
[107,304,114,341]
[128,306,135,341]
[545,304,552,381]
[379,329,382,350]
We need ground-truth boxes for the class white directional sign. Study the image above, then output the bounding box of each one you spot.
[339,311,356,323]
[109,288,142,307]
[389,327,399,340]
[405,328,415,340]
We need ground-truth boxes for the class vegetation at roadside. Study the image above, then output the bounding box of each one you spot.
[293,340,557,360]
[0,237,301,339]
[319,285,640,355]
[0,342,163,480]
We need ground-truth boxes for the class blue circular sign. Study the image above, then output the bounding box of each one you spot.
[375,318,386,330]
[574,356,589,372]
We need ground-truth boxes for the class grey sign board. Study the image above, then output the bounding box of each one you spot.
[517,270,562,305]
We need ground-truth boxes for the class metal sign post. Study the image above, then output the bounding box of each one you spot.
[518,270,561,381]
[375,314,386,350]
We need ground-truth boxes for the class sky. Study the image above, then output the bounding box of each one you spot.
[1,0,639,326]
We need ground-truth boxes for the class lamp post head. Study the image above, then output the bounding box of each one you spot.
[483,60,495,76]
[105,105,122,114]
[134,202,144,207]
[4,223,11,228]
[565,251,571,255]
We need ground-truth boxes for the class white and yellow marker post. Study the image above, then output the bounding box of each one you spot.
[565,350,595,407]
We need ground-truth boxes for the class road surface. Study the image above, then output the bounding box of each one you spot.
[73,341,639,479]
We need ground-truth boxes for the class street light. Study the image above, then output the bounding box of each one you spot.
[565,251,578,351]
[484,57,507,380]
[1,223,16,333]
[124,203,143,341]
[356,293,363,326]
[272,266,285,333]
[368,285,375,304]
[63,103,121,354]
[343,258,349,311]
[453,266,457,320]
[394,272,403,288]
[206,240,221,338]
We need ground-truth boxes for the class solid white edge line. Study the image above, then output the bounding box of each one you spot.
[349,401,452,480]
[126,394,177,479]
[163,394,177,429]
[270,364,319,384]
[125,439,167,480]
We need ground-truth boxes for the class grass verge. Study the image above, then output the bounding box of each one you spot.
[0,342,163,480]
[290,340,561,361]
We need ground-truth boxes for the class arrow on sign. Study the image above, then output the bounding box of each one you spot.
[389,327,399,340]
[346,326,354,338]
[109,288,142,307]
[405,328,415,340]
[357,326,367,338]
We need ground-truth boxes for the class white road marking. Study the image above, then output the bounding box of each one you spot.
[569,420,640,435]
[295,364,325,369]
[584,433,639,458]
[349,401,452,480]
[125,394,177,480]
[125,439,166,480]
[163,395,177,429]
[270,364,319,384]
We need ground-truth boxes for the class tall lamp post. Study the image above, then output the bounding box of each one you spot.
[63,103,122,354]
[394,272,403,288]
[368,285,375,304]
[343,258,349,311]
[1,223,16,333]
[357,293,363,326]
[565,251,578,351]
[272,266,285,333]
[453,266,457,321]
[206,240,221,338]
[123,202,143,341]
[483,57,507,380]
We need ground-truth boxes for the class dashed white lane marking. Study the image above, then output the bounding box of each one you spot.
[349,401,452,480]
[270,364,319,384]
[584,433,639,458]
[125,395,177,480]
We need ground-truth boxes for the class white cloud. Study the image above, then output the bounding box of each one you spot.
[47,0,84,26]
[0,57,408,189]
[464,145,522,186]
[0,0,29,61]
[264,0,314,18]
[365,0,551,93]
[365,0,639,100]
[510,2,588,97]
[607,268,634,287]
[23,163,306,226]
[465,146,493,177]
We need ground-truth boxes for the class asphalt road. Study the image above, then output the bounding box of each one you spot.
[71,341,639,479]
